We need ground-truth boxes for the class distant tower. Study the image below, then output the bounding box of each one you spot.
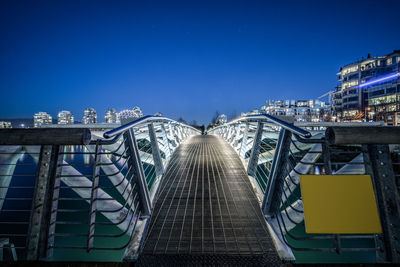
[34,112,53,127]
[57,110,74,125]
[82,108,97,124]
[105,108,117,123]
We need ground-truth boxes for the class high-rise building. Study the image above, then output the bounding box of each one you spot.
[333,50,400,124]
[57,110,74,125]
[82,108,97,124]
[34,112,53,127]
[105,108,117,123]
[0,121,12,128]
[118,106,143,122]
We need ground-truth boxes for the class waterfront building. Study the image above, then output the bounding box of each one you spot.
[248,109,261,115]
[333,50,400,125]
[132,106,143,118]
[34,112,52,127]
[216,114,227,125]
[82,108,97,124]
[261,99,331,122]
[0,121,12,128]
[118,106,143,122]
[57,110,74,125]
[105,108,117,123]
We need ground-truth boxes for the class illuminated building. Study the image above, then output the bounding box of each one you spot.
[105,108,117,123]
[82,108,97,124]
[216,114,227,125]
[57,110,74,124]
[34,112,53,127]
[132,106,143,118]
[334,50,400,125]
[0,121,12,128]
[118,106,143,123]
[261,99,330,122]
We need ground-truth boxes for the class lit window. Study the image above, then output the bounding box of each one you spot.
[342,80,359,89]
[342,65,358,75]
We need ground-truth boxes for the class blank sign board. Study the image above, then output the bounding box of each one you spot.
[300,175,382,234]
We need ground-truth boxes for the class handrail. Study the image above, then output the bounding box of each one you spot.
[103,115,200,139]
[246,114,311,138]
[210,114,312,138]
[103,115,153,138]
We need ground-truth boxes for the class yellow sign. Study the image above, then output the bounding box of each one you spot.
[300,175,382,234]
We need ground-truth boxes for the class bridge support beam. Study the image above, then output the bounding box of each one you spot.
[363,144,400,263]
[26,145,63,260]
[87,142,101,252]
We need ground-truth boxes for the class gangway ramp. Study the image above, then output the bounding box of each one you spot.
[137,135,281,266]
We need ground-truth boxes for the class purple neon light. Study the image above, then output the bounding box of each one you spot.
[359,72,400,88]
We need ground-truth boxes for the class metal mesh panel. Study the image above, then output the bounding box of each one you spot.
[138,135,281,265]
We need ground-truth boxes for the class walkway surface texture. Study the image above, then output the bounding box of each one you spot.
[137,135,281,266]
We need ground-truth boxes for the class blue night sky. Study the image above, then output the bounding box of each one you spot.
[1,0,399,125]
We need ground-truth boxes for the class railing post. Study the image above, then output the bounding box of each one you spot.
[247,121,264,177]
[220,126,225,139]
[45,146,63,260]
[174,125,182,143]
[232,124,241,146]
[224,126,229,140]
[179,125,184,141]
[87,142,101,252]
[240,123,249,158]
[148,123,164,177]
[321,142,332,175]
[160,124,171,160]
[183,127,188,139]
[322,142,342,254]
[167,123,173,138]
[124,128,152,216]
[222,126,228,140]
[227,125,236,144]
[362,144,400,263]
[26,145,63,260]
[262,128,292,216]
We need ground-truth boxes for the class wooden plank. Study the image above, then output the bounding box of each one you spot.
[0,128,91,145]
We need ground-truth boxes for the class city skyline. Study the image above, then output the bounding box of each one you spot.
[1,0,400,125]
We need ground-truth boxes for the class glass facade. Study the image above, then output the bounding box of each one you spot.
[333,50,400,124]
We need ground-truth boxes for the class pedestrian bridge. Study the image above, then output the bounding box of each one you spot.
[0,115,399,265]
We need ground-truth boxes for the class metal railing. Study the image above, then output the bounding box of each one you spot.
[209,115,400,263]
[0,116,200,261]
